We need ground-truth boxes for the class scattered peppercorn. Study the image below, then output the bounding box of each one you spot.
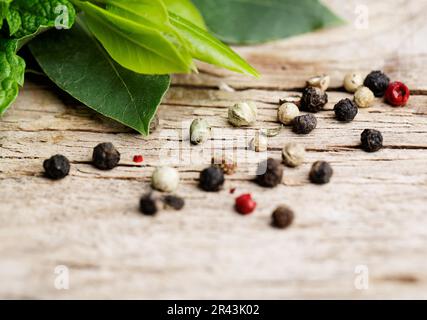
[309,161,333,184]
[256,158,283,188]
[282,143,306,168]
[190,118,211,145]
[364,71,390,97]
[277,102,299,125]
[163,195,185,210]
[152,166,180,192]
[292,114,317,134]
[228,101,257,127]
[354,86,375,108]
[133,155,144,163]
[272,205,294,229]
[334,98,358,122]
[300,87,328,113]
[235,194,257,215]
[43,154,70,180]
[385,81,410,107]
[139,193,158,216]
[212,156,237,175]
[306,74,330,91]
[361,129,383,152]
[92,142,120,170]
[250,133,268,152]
[343,72,364,93]
[199,166,225,192]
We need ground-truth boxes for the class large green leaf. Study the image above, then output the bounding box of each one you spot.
[0,0,12,29]
[163,0,206,29]
[0,38,25,115]
[29,20,171,135]
[192,0,344,44]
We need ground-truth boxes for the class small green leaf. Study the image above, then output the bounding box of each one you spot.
[0,38,25,115]
[192,0,344,44]
[169,12,259,77]
[163,0,206,29]
[29,20,171,135]
[0,0,12,29]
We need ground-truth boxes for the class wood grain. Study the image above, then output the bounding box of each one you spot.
[1,0,427,299]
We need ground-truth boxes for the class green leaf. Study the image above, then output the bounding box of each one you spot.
[0,0,12,29]
[192,0,344,44]
[163,0,206,30]
[169,12,259,77]
[29,19,171,135]
[72,0,194,74]
[6,0,76,39]
[0,38,25,115]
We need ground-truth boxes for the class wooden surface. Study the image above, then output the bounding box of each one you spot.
[1,0,427,299]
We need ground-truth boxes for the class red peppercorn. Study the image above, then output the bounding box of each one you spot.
[133,155,144,163]
[229,188,236,194]
[385,81,410,107]
[235,194,257,215]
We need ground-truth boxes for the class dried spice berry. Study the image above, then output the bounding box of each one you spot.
[199,166,225,192]
[133,155,144,163]
[292,114,317,134]
[256,158,283,188]
[300,87,328,113]
[309,161,333,184]
[190,118,211,145]
[306,74,330,91]
[235,194,257,215]
[277,102,299,125]
[385,81,410,107]
[361,129,383,152]
[334,98,358,122]
[343,72,364,93]
[250,133,268,152]
[212,156,237,175]
[92,142,120,170]
[354,86,375,108]
[43,154,70,180]
[272,205,294,229]
[139,193,158,216]
[364,71,390,97]
[282,143,306,168]
[228,101,257,127]
[152,166,180,192]
[163,195,185,210]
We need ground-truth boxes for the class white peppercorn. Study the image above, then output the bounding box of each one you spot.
[250,133,268,152]
[282,143,306,167]
[151,166,180,192]
[344,72,364,93]
[190,118,211,145]
[307,74,330,91]
[354,86,375,108]
[228,101,257,127]
[277,102,299,125]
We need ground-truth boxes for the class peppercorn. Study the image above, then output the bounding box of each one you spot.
[272,205,294,229]
[385,81,410,107]
[228,101,257,127]
[235,194,257,215]
[306,74,330,92]
[250,133,268,152]
[152,166,180,192]
[163,195,185,210]
[212,156,237,175]
[334,98,358,122]
[43,154,70,180]
[354,86,375,108]
[364,71,390,97]
[309,161,333,184]
[292,114,317,134]
[199,166,225,192]
[300,87,328,113]
[92,142,120,170]
[343,72,364,93]
[361,129,383,152]
[133,155,144,163]
[139,193,158,216]
[277,102,299,125]
[190,118,211,145]
[256,158,283,188]
[282,143,306,168]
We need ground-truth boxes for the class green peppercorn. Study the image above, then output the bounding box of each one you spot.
[300,87,328,113]
[190,118,211,145]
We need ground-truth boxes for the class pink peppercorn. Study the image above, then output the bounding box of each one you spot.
[133,155,144,163]
[385,81,410,107]
[235,194,256,215]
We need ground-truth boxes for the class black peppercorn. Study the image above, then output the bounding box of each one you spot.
[92,142,120,170]
[139,193,158,216]
[292,114,317,134]
[256,158,283,188]
[309,161,333,184]
[163,195,185,210]
[43,154,70,180]
[334,98,358,122]
[300,87,328,113]
[361,129,383,152]
[272,205,294,229]
[199,166,225,192]
[364,71,390,97]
